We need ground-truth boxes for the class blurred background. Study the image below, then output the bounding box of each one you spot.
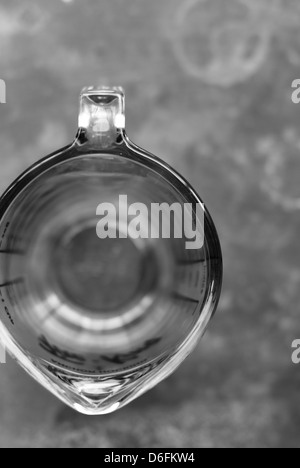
[0,0,299,448]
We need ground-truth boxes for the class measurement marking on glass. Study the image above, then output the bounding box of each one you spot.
[0,278,24,288]
[173,293,200,304]
[0,249,25,255]
[177,259,205,265]
[3,306,14,325]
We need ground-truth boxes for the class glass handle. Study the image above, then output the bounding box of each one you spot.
[77,86,125,148]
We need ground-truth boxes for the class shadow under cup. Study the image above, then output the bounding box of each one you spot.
[0,153,221,394]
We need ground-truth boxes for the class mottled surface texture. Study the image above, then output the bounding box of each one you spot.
[0,0,299,448]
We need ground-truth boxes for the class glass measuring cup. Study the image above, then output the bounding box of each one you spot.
[0,87,222,415]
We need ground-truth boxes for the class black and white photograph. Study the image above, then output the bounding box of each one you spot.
[0,0,299,450]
